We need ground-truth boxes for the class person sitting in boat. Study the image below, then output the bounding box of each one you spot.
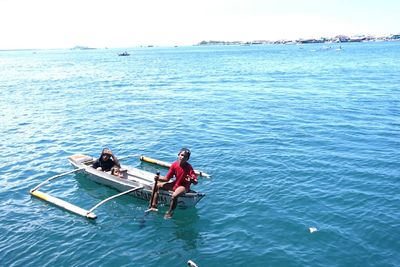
[149,148,198,219]
[92,148,121,172]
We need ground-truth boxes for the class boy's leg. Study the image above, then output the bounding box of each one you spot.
[150,182,173,209]
[165,186,186,218]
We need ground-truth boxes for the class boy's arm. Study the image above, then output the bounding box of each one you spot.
[189,167,198,184]
[159,163,176,182]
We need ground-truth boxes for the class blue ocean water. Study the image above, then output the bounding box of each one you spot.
[0,42,399,267]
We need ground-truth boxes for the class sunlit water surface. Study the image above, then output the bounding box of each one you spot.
[1,42,399,266]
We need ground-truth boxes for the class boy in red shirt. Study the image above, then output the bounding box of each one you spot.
[149,148,198,219]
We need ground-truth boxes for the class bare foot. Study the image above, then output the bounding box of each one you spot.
[145,207,158,213]
[164,212,173,219]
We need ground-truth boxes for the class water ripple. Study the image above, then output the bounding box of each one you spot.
[1,43,399,267]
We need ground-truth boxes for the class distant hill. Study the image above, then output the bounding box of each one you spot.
[71,46,96,50]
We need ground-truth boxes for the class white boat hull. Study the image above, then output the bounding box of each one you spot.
[68,154,205,208]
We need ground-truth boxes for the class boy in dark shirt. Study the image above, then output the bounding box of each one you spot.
[92,148,120,172]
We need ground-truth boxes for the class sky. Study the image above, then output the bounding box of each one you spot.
[0,0,399,49]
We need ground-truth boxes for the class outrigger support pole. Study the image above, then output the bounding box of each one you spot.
[30,168,84,192]
[118,154,141,161]
[87,186,144,215]
[29,167,97,219]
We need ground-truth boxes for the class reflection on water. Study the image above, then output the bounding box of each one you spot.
[171,208,200,250]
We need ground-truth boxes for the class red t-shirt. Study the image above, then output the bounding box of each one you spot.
[165,161,198,191]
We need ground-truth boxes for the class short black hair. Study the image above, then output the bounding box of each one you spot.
[179,148,191,159]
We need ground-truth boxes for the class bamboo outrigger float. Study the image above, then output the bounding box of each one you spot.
[29,168,98,219]
[29,154,208,220]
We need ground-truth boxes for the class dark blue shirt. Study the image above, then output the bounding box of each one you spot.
[92,157,120,171]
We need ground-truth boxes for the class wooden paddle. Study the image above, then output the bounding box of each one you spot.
[147,171,160,212]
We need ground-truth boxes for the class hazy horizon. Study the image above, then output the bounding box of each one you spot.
[0,0,399,50]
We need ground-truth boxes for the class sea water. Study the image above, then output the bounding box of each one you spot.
[0,42,399,267]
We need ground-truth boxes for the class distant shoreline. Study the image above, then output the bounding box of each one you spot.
[197,34,400,46]
[1,34,399,51]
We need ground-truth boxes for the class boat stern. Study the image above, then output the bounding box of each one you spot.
[68,154,94,166]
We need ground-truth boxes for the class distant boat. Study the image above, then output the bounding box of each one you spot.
[118,51,130,56]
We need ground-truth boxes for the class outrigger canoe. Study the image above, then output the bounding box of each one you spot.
[29,154,208,220]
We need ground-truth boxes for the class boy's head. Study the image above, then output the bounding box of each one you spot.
[101,148,112,160]
[102,148,112,156]
[178,148,191,160]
